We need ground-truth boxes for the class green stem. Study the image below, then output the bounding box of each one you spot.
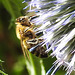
[0,70,8,75]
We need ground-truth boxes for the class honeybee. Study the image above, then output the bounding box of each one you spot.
[15,16,48,60]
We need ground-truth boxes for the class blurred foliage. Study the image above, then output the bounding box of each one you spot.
[0,60,8,75]
[0,0,68,75]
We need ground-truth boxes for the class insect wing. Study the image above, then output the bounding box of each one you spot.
[21,39,30,60]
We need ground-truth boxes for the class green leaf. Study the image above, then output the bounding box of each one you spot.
[1,0,26,18]
[0,70,8,75]
[0,60,4,63]
[0,60,7,75]
[26,53,46,75]
[1,0,26,28]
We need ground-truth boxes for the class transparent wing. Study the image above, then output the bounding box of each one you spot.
[21,39,30,61]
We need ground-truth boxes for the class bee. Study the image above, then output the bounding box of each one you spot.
[15,16,48,60]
